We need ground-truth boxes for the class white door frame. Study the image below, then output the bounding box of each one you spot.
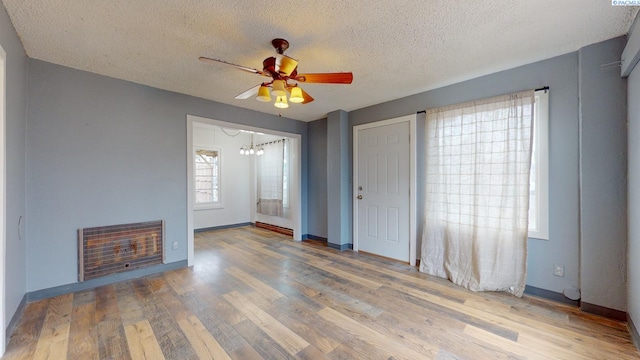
[0,44,7,356]
[352,114,417,265]
[186,114,303,266]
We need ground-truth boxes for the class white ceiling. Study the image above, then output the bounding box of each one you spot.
[3,1,638,122]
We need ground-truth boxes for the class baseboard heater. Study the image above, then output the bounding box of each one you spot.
[255,221,293,237]
[78,220,164,281]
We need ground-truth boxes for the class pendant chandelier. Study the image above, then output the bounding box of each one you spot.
[240,134,264,156]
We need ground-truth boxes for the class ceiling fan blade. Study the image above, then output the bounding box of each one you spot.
[275,54,298,76]
[234,84,261,99]
[294,72,353,84]
[199,57,268,77]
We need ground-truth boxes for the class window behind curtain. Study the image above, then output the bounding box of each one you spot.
[195,148,221,206]
[421,90,535,297]
[528,90,549,239]
[256,140,284,216]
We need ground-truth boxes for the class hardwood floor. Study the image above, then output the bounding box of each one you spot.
[3,226,639,359]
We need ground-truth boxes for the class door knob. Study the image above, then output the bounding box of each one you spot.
[357,195,363,200]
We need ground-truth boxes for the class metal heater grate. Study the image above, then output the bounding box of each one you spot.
[78,220,164,281]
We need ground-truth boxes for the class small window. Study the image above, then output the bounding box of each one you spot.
[528,90,549,240]
[194,148,221,208]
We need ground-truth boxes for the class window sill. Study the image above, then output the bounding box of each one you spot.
[194,204,224,211]
[528,232,549,241]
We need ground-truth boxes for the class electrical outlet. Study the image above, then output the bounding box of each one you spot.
[553,264,564,277]
[172,241,178,250]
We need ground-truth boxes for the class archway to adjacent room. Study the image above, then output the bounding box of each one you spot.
[185,114,303,266]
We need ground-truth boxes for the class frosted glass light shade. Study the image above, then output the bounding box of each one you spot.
[289,87,304,103]
[272,80,286,96]
[274,95,289,109]
[256,85,271,102]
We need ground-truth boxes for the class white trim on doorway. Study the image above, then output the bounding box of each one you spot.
[186,115,303,266]
[0,43,7,356]
[352,114,417,266]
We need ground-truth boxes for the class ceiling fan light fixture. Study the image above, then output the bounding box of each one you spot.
[272,80,286,96]
[274,95,289,109]
[289,87,304,103]
[256,85,271,102]
[278,55,298,76]
[201,38,352,108]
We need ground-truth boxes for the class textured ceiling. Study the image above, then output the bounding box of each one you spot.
[3,1,638,122]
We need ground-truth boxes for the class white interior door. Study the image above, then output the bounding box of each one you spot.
[356,121,410,262]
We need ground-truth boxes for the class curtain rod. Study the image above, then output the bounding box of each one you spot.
[255,138,287,147]
[417,86,549,114]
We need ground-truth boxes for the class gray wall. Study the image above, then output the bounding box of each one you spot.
[315,37,629,310]
[348,51,581,296]
[0,3,28,336]
[578,38,628,312]
[26,59,307,292]
[627,24,640,338]
[9,18,634,323]
[307,118,328,238]
[326,110,350,247]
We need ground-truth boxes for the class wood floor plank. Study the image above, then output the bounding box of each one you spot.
[3,299,50,360]
[179,291,263,359]
[462,324,530,358]
[124,320,166,360]
[306,258,382,290]
[32,294,73,360]
[223,290,310,356]
[4,226,639,360]
[317,306,438,359]
[191,282,249,326]
[164,269,195,295]
[129,279,199,360]
[338,284,520,360]
[225,266,284,301]
[32,323,70,360]
[232,318,298,359]
[245,290,341,354]
[289,265,384,318]
[66,290,99,359]
[396,281,639,360]
[95,285,131,360]
[177,315,232,360]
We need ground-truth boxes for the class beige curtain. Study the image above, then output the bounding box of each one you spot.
[420,90,535,297]
[256,140,285,217]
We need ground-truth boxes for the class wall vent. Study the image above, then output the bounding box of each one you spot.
[78,220,164,281]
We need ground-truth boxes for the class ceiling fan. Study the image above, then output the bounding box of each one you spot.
[199,38,353,108]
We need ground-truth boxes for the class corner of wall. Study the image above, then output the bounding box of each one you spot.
[577,36,628,313]
[625,12,640,352]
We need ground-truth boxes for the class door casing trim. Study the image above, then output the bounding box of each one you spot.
[352,115,417,265]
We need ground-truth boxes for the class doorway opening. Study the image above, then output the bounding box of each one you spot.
[186,115,302,266]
